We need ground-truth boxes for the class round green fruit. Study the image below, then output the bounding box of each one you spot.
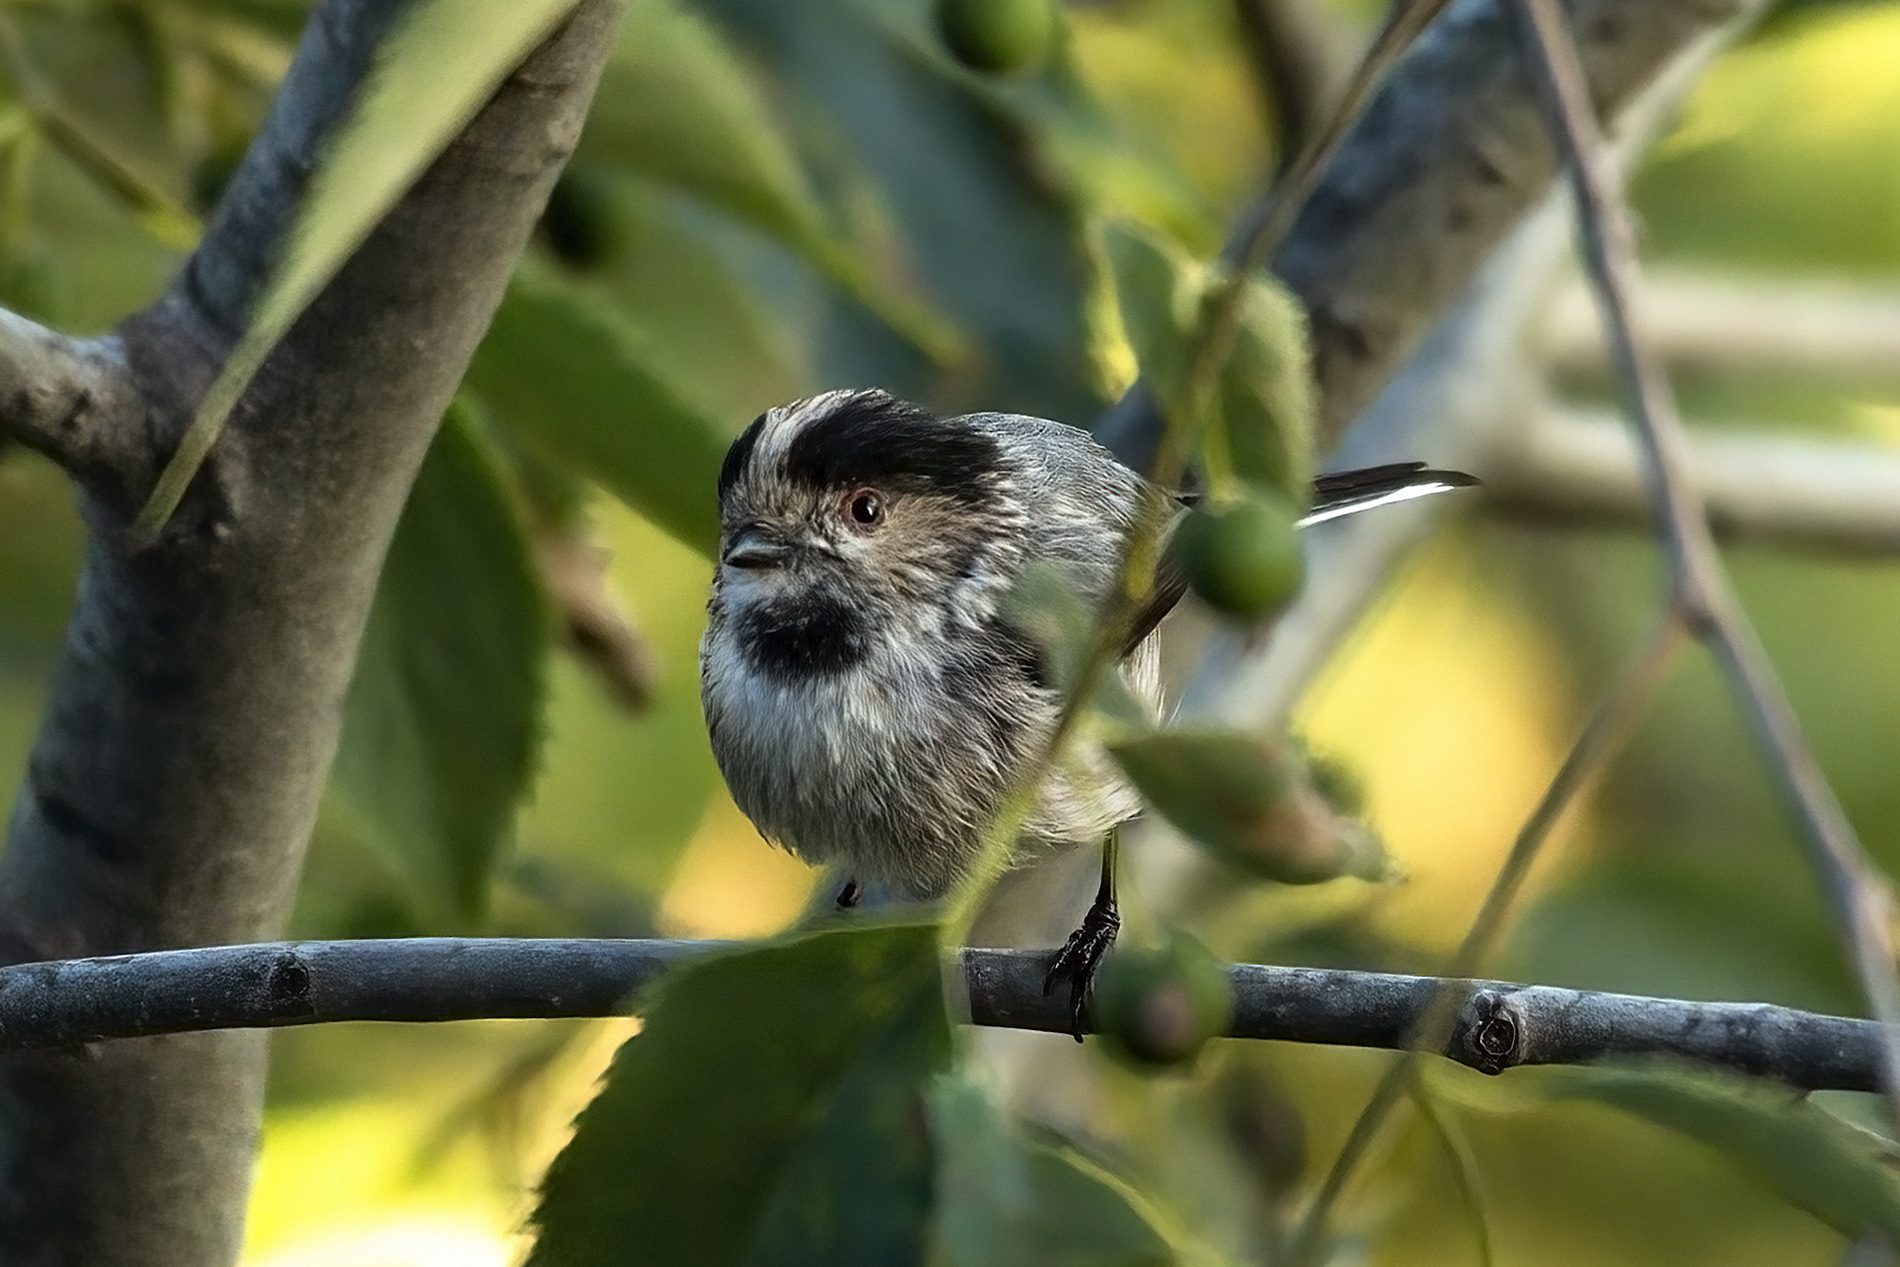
[1176,492,1304,619]
[936,0,1056,76]
[1093,933,1234,1071]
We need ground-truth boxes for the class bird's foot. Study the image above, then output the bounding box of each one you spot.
[1043,894,1120,1042]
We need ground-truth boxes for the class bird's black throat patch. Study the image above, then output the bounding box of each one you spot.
[735,590,874,680]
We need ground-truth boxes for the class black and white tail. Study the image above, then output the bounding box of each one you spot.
[1299,462,1480,528]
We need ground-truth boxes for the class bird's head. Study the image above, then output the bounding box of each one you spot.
[711,389,1018,676]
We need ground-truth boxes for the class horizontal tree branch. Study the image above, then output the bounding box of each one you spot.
[0,310,145,487]
[1545,271,1900,381]
[1485,406,1900,555]
[0,938,1880,1093]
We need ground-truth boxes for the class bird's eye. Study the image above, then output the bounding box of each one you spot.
[844,489,884,528]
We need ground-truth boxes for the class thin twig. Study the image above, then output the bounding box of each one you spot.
[0,938,1880,1092]
[1514,0,1900,1132]
[1284,610,1683,1265]
[0,9,199,243]
[1410,1085,1495,1267]
[1222,0,1453,279]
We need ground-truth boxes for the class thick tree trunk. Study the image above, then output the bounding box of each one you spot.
[0,3,621,1263]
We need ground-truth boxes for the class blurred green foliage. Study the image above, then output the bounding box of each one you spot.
[329,404,549,925]
[529,922,949,1267]
[0,0,1897,1264]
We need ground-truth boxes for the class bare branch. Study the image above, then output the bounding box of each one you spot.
[0,312,143,484]
[1513,0,1900,1130]
[0,938,1880,1094]
[1486,407,1900,555]
[1285,0,1769,443]
[1546,271,1900,381]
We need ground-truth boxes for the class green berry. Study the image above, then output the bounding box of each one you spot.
[1176,491,1304,619]
[1094,933,1234,1070]
[936,0,1056,76]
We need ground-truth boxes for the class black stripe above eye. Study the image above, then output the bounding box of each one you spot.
[781,390,1002,508]
[718,413,767,501]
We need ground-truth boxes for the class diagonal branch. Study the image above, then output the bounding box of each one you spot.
[1284,606,1683,1264]
[0,310,144,485]
[1513,0,1900,1133]
[1096,0,1770,468]
[0,937,1881,1093]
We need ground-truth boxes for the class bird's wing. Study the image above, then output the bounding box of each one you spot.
[1120,511,1191,658]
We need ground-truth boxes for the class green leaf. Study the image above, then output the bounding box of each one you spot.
[1220,276,1315,504]
[1540,1063,1900,1245]
[691,0,1099,420]
[579,0,965,363]
[0,448,85,649]
[1110,730,1386,884]
[330,404,549,922]
[932,1076,1198,1267]
[1102,221,1197,414]
[467,264,732,557]
[1101,221,1315,503]
[541,172,807,425]
[134,0,580,541]
[583,0,825,252]
[527,922,951,1267]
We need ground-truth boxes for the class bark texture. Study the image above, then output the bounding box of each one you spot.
[0,939,1874,1094]
[1281,0,1751,441]
[0,3,622,1263]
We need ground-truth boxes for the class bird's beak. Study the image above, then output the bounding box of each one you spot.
[721,525,791,570]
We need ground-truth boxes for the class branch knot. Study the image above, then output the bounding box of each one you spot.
[1454,988,1524,1075]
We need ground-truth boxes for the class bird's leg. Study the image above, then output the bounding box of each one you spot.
[1043,828,1120,1041]
[836,877,862,910]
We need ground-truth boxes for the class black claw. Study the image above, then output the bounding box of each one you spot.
[1043,896,1120,1041]
[836,878,862,909]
